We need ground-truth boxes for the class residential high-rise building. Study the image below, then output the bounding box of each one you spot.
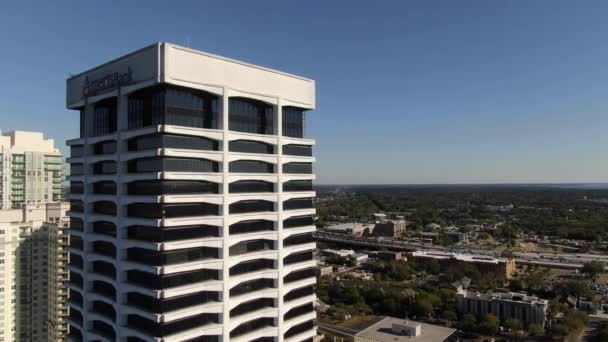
[0,202,69,342]
[66,43,317,342]
[0,131,63,209]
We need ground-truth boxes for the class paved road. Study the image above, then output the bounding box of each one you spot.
[315,230,607,270]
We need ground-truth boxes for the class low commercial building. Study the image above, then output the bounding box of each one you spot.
[323,249,356,258]
[326,222,374,236]
[318,316,456,342]
[318,265,334,276]
[445,231,468,244]
[410,251,516,279]
[373,251,405,261]
[456,290,548,326]
[322,249,368,265]
[373,220,407,238]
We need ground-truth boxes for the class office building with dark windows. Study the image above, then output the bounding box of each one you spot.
[65,43,317,342]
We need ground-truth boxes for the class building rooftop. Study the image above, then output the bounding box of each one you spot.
[356,317,456,342]
[323,249,356,257]
[457,290,549,305]
[0,131,61,154]
[325,222,373,231]
[412,250,509,264]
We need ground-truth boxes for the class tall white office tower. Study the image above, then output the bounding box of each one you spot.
[66,43,317,342]
[0,131,63,209]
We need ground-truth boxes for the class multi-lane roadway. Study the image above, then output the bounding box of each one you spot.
[314,230,608,270]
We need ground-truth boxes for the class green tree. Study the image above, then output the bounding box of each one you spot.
[481,314,500,335]
[427,259,441,275]
[442,310,457,323]
[459,313,477,332]
[581,261,605,281]
[501,248,515,259]
[527,323,545,336]
[505,318,523,332]
[414,298,433,318]
[509,278,525,292]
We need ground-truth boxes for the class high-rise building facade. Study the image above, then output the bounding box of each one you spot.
[0,202,69,342]
[0,131,63,209]
[66,43,317,342]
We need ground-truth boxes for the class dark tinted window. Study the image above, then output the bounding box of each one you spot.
[284,250,313,265]
[229,180,274,193]
[128,85,219,130]
[128,246,219,266]
[70,181,84,194]
[128,224,220,242]
[92,281,116,301]
[93,161,117,174]
[229,140,274,154]
[229,239,274,256]
[229,160,274,173]
[231,317,275,338]
[127,313,219,337]
[284,320,314,338]
[230,259,275,276]
[230,298,275,317]
[284,268,315,283]
[284,233,314,246]
[284,215,314,228]
[127,291,220,314]
[282,144,312,156]
[70,163,84,175]
[93,221,116,237]
[282,106,305,138]
[93,140,117,155]
[284,302,313,320]
[128,180,219,195]
[283,180,313,192]
[92,260,116,279]
[229,220,274,235]
[70,217,84,231]
[92,98,117,137]
[165,87,219,129]
[128,202,219,219]
[229,98,274,135]
[229,200,274,214]
[93,181,116,195]
[283,198,314,210]
[283,162,312,174]
[93,201,116,216]
[128,157,219,173]
[127,269,220,289]
[128,133,219,151]
[92,241,116,258]
[71,145,84,158]
[70,200,84,213]
[230,278,275,297]
[284,285,314,302]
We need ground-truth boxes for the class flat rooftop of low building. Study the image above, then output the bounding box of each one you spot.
[356,317,456,342]
[412,250,509,264]
[457,290,549,305]
[325,222,373,230]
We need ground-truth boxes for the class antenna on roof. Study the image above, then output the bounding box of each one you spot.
[186,36,190,48]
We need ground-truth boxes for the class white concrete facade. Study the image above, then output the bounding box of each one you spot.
[0,131,63,209]
[66,43,316,342]
[0,203,69,342]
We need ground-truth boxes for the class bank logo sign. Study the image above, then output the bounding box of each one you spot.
[82,67,134,97]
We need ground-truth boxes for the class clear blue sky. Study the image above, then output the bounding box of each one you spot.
[1,1,608,184]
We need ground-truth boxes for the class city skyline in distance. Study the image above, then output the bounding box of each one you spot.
[2,1,608,184]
